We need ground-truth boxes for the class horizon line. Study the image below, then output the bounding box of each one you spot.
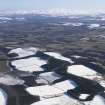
[0,9,105,15]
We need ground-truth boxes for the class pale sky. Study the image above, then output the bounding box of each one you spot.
[0,0,105,14]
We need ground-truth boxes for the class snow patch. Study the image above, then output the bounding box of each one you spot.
[26,85,64,98]
[44,52,73,63]
[0,88,7,105]
[101,18,105,20]
[80,37,90,41]
[53,80,77,91]
[38,72,61,84]
[79,94,90,100]
[0,17,12,21]
[84,95,105,105]
[68,65,105,87]
[62,22,83,26]
[26,80,77,99]
[9,47,38,58]
[31,95,81,105]
[88,24,100,29]
[0,74,24,85]
[15,17,25,21]
[67,65,97,79]
[11,57,47,73]
[71,55,82,58]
